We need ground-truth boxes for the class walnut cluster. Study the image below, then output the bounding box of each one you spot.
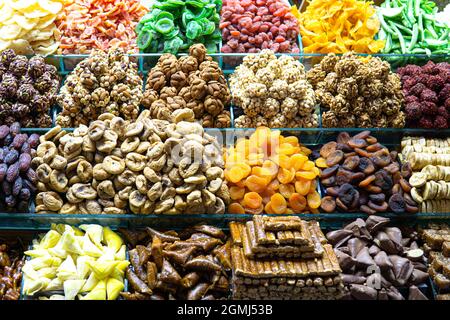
[307,52,405,128]
[230,50,318,128]
[56,49,143,127]
[142,44,231,128]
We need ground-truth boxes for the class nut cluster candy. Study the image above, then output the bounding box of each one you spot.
[307,52,405,128]
[398,61,450,129]
[22,224,128,300]
[420,223,450,299]
[56,49,143,127]
[402,136,450,212]
[142,44,231,128]
[120,225,231,300]
[225,127,321,214]
[0,240,24,300]
[0,49,59,127]
[230,50,318,128]
[328,216,429,300]
[0,122,38,213]
[34,108,230,215]
[220,0,300,53]
[317,131,418,215]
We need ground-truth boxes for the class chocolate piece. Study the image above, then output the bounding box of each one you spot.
[129,248,147,282]
[147,262,157,289]
[334,249,356,271]
[127,267,152,294]
[190,225,227,241]
[368,244,381,256]
[378,288,389,300]
[213,241,232,271]
[118,228,147,247]
[163,246,196,265]
[159,259,182,285]
[374,251,393,270]
[342,274,366,284]
[146,227,180,243]
[344,218,372,240]
[410,269,429,285]
[408,286,428,300]
[187,283,210,300]
[375,231,399,254]
[386,286,404,300]
[356,247,376,268]
[389,255,414,286]
[181,272,201,289]
[326,229,353,247]
[349,284,377,300]
[365,216,390,235]
[347,238,368,258]
[185,255,222,272]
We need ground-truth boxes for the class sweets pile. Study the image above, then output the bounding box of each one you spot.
[120,225,231,300]
[398,61,450,129]
[230,50,318,128]
[230,216,344,300]
[225,127,321,215]
[22,224,128,300]
[56,0,148,54]
[0,0,65,55]
[220,0,300,53]
[317,131,419,215]
[56,49,143,127]
[136,0,221,54]
[142,44,231,128]
[401,136,450,213]
[421,223,450,300]
[0,50,59,127]
[328,216,429,300]
[0,239,24,300]
[34,109,230,215]
[307,53,405,128]
[298,0,385,54]
[0,122,38,213]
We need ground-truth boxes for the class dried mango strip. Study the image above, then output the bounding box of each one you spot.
[297,0,385,54]
[55,0,148,54]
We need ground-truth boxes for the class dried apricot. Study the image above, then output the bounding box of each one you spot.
[267,179,280,192]
[295,179,311,196]
[295,171,316,180]
[279,184,295,199]
[274,154,291,169]
[342,156,360,171]
[358,175,375,187]
[270,193,287,214]
[264,201,275,214]
[236,163,251,178]
[321,164,339,178]
[337,132,351,144]
[248,153,264,166]
[278,167,295,184]
[348,138,368,149]
[262,160,279,177]
[282,136,299,146]
[353,131,371,140]
[230,186,245,200]
[229,203,245,214]
[320,196,336,213]
[309,179,317,193]
[289,193,307,212]
[307,191,321,209]
[320,141,337,158]
[315,157,327,168]
[289,154,307,171]
[325,150,344,166]
[245,175,268,193]
[244,192,263,209]
[228,166,245,183]
[358,157,375,175]
[302,160,315,171]
[300,146,312,156]
[279,143,296,155]
[245,205,264,215]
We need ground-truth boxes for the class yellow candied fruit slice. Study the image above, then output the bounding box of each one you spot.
[243,192,263,209]
[307,191,321,209]
[270,193,287,214]
[229,203,245,214]
[229,186,246,200]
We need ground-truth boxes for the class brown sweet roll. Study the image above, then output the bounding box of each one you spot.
[327,216,429,300]
[119,225,231,300]
[316,131,419,214]
[0,239,25,300]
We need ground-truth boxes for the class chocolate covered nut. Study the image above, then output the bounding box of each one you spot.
[355,247,376,269]
[374,251,393,270]
[349,284,377,300]
[408,286,428,300]
[326,229,353,247]
[365,215,390,234]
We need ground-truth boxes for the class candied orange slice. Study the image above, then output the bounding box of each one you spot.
[245,175,268,193]
[229,203,245,214]
[243,192,263,209]
[279,184,295,199]
[315,157,327,168]
[277,167,295,184]
[289,193,307,212]
[295,179,311,196]
[307,191,321,209]
[270,194,287,214]
[295,171,316,180]
[230,186,245,200]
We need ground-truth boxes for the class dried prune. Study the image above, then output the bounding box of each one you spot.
[348,138,368,149]
[338,183,358,207]
[0,163,7,182]
[6,162,19,183]
[27,134,40,148]
[9,123,20,136]
[369,193,385,203]
[368,200,388,212]
[4,134,13,145]
[26,168,37,183]
[21,142,31,154]
[0,125,9,139]
[12,134,27,149]
[325,150,344,166]
[361,204,376,215]
[388,194,406,213]
[321,176,336,187]
[336,168,353,185]
[359,190,368,206]
[321,164,339,179]
[23,179,36,193]
[320,141,337,158]
[18,153,31,172]
[337,132,351,144]
[358,158,375,175]
[336,143,353,153]
[320,196,336,213]
[2,180,11,195]
[5,195,16,207]
[12,177,22,196]
[4,150,19,164]
[342,156,360,171]
[353,131,371,140]
[19,188,31,200]
[374,170,393,191]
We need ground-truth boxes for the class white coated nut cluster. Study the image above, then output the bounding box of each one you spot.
[230,50,317,128]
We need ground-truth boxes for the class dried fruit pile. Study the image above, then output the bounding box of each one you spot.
[22,224,128,300]
[0,0,65,55]
[0,122,38,213]
[230,216,344,299]
[402,136,450,213]
[142,44,231,128]
[120,225,231,300]
[34,108,230,215]
[230,50,318,128]
[398,61,450,129]
[220,0,300,53]
[298,0,385,54]
[420,223,450,299]
[225,127,321,214]
[316,131,419,215]
[56,0,148,54]
[56,49,143,127]
[0,240,24,300]
[307,53,405,128]
[136,0,221,54]
[327,216,429,300]
[0,50,59,127]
